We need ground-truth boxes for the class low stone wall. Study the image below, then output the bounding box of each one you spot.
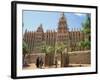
[26,50,91,66]
[26,53,45,64]
[68,50,91,64]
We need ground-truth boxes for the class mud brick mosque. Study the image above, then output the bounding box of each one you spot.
[23,13,87,53]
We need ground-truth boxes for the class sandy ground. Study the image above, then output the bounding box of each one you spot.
[23,62,90,70]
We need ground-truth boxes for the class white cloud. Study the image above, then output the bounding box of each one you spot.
[74,13,86,16]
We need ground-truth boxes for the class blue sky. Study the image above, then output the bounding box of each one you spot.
[23,10,89,32]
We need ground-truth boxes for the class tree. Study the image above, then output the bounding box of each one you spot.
[39,42,69,68]
[40,44,55,67]
[79,39,90,48]
[55,42,68,67]
[82,14,90,40]
[23,41,29,66]
[79,14,91,50]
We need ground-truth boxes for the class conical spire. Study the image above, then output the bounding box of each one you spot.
[37,24,44,32]
[60,12,65,20]
[58,12,68,32]
[61,12,65,17]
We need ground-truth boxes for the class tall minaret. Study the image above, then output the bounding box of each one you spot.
[58,12,68,33]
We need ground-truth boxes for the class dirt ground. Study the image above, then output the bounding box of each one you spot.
[23,62,90,70]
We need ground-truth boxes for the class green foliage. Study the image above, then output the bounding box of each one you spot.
[82,14,91,35]
[79,41,85,48]
[39,42,67,54]
[84,39,91,49]
[79,39,90,49]
[40,44,47,53]
[40,45,55,54]
[55,42,67,53]
[23,41,29,55]
[46,46,55,54]
[79,14,91,49]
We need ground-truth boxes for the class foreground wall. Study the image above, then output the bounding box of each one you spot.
[26,50,91,66]
[68,50,91,64]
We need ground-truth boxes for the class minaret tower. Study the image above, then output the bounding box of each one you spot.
[58,12,68,33]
